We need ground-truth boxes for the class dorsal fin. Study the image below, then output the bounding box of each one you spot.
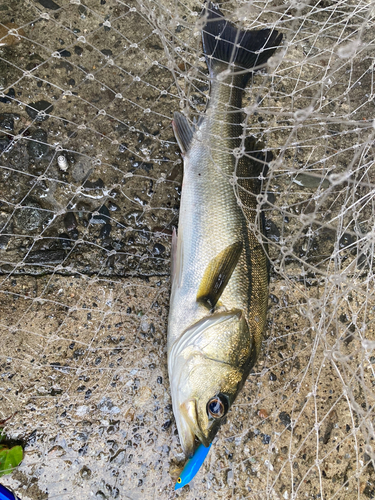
[172,112,194,154]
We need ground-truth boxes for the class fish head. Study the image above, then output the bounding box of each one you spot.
[169,310,254,457]
[176,357,243,455]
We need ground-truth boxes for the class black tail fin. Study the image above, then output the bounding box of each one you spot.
[202,2,282,86]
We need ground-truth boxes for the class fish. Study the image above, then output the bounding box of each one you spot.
[167,2,283,460]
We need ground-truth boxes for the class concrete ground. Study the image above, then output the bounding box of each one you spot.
[0,0,374,498]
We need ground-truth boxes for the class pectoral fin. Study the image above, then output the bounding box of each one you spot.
[196,241,243,308]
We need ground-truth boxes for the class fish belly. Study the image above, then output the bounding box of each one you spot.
[167,127,251,352]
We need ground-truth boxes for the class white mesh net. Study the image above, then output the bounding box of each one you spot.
[0,0,374,498]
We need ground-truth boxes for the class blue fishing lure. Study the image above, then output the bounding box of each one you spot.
[0,484,21,500]
[175,443,212,490]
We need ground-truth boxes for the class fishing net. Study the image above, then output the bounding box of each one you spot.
[0,0,374,498]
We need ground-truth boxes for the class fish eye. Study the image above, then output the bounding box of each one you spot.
[177,477,182,484]
[206,393,229,419]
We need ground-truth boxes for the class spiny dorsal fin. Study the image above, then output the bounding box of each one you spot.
[196,241,243,308]
[172,112,194,154]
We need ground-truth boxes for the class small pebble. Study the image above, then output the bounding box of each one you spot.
[0,22,25,47]
[73,348,84,359]
[279,411,292,429]
[99,223,112,239]
[0,87,15,104]
[266,191,276,204]
[26,100,54,121]
[0,136,10,152]
[0,234,11,249]
[264,219,280,242]
[269,294,279,304]
[80,466,91,479]
[258,408,269,419]
[101,49,113,57]
[70,228,79,240]
[38,0,60,9]
[162,419,171,431]
[58,49,71,57]
[83,178,104,190]
[262,434,271,445]
[90,205,110,224]
[108,201,119,212]
[152,243,165,255]
[0,112,18,131]
[64,212,77,232]
[27,129,49,159]
[339,233,354,249]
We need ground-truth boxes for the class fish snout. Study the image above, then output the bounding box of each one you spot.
[178,399,199,457]
[178,398,213,456]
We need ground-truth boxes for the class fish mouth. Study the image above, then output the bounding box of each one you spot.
[179,399,210,457]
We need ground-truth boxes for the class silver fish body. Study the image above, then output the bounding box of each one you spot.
[167,3,282,457]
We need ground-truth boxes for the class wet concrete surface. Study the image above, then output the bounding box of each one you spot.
[1,274,374,499]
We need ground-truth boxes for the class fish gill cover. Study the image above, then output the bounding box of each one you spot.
[0,0,374,499]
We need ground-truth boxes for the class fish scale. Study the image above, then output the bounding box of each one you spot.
[167,0,282,469]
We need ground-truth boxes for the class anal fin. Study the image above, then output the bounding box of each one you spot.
[171,227,183,288]
[171,227,178,283]
[196,241,243,308]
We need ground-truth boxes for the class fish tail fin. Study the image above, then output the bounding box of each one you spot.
[202,2,282,86]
